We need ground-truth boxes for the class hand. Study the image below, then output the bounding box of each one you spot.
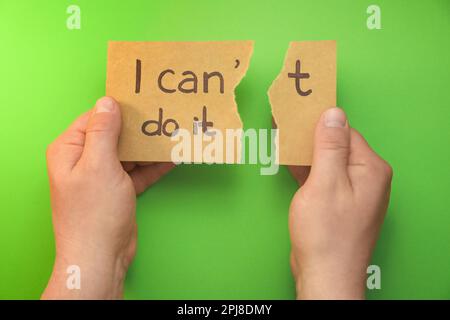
[42,97,174,299]
[289,107,392,300]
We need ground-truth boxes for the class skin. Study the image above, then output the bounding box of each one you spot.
[289,107,392,299]
[42,98,392,300]
[42,97,174,299]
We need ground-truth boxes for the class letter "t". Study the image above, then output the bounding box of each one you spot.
[288,60,312,96]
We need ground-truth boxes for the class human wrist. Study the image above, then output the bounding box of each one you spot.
[295,263,367,300]
[43,245,128,299]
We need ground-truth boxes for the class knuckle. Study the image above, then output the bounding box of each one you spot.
[46,142,57,160]
[320,141,349,153]
[62,130,84,145]
[86,115,112,134]
[319,129,349,152]
[366,157,393,182]
[46,142,64,169]
[319,139,349,152]
[381,160,393,180]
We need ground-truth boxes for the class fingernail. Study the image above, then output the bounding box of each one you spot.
[324,108,346,128]
[95,97,116,113]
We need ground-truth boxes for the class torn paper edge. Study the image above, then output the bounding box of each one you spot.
[267,42,295,165]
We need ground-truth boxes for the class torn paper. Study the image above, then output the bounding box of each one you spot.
[268,40,336,165]
[106,41,254,163]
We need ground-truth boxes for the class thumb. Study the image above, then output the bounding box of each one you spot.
[82,96,121,165]
[310,107,350,182]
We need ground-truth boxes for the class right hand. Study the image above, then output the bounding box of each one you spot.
[289,107,393,299]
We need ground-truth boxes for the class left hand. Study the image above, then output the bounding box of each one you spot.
[42,96,174,299]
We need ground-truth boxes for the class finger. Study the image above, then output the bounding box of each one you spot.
[135,161,155,166]
[122,161,155,172]
[349,128,393,187]
[122,162,136,172]
[82,97,121,167]
[129,162,175,195]
[288,165,311,186]
[349,128,380,165]
[309,107,351,183]
[46,111,91,174]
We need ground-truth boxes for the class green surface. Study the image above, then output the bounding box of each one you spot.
[0,0,449,299]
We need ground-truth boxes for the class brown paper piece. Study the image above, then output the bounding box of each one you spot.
[106,41,254,162]
[268,40,336,165]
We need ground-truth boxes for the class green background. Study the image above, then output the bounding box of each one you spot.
[0,0,449,299]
